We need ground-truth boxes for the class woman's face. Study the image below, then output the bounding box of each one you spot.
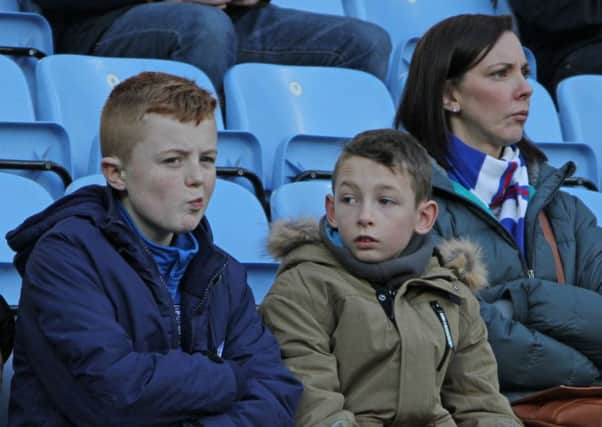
[444,31,532,158]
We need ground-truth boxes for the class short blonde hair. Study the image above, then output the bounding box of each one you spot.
[100,71,217,165]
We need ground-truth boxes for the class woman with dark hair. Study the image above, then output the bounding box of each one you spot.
[397,13,602,400]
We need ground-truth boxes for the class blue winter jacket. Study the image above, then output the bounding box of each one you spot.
[432,160,602,399]
[6,185,302,426]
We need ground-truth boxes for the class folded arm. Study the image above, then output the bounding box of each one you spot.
[22,233,241,426]
[197,265,303,427]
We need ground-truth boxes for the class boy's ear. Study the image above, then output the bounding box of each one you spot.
[101,156,126,191]
[325,193,337,228]
[414,199,438,235]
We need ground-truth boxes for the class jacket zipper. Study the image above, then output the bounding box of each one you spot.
[140,242,181,348]
[189,265,225,355]
[430,301,455,371]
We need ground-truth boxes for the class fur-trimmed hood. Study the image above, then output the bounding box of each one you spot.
[268,219,488,293]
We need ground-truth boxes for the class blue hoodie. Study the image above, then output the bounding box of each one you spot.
[6,185,301,426]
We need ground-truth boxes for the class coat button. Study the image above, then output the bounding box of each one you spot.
[453,285,459,291]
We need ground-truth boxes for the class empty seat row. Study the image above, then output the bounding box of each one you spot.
[0,54,396,196]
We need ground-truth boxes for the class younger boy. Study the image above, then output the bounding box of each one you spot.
[7,72,301,426]
[260,129,521,426]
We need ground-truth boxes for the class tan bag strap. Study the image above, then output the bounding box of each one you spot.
[538,210,565,285]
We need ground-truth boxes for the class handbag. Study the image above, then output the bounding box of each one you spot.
[512,385,602,427]
[510,212,602,427]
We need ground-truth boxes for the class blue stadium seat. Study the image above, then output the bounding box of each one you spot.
[273,135,344,188]
[270,180,332,221]
[63,173,105,195]
[205,179,277,303]
[537,142,598,188]
[0,54,33,121]
[0,0,19,11]
[35,55,225,178]
[224,63,395,190]
[561,187,602,223]
[342,0,501,91]
[271,0,344,15]
[0,11,53,95]
[0,172,53,308]
[556,75,602,187]
[343,0,496,44]
[0,56,72,197]
[0,122,72,198]
[525,78,563,143]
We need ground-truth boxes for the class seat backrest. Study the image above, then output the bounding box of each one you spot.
[556,75,602,187]
[35,54,224,179]
[0,54,34,121]
[270,180,332,221]
[343,0,496,54]
[561,187,602,223]
[270,0,344,15]
[204,178,276,304]
[0,122,72,198]
[224,63,395,189]
[63,173,106,195]
[537,142,599,187]
[0,172,53,307]
[272,135,344,188]
[557,75,602,144]
[205,178,270,261]
[0,0,19,11]
[0,11,54,95]
[524,78,563,143]
[0,11,52,54]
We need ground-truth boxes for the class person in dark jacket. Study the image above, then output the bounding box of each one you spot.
[396,13,602,401]
[0,294,15,386]
[508,0,602,99]
[26,0,391,92]
[6,71,302,426]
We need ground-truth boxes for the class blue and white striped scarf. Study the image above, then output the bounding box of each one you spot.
[446,135,532,254]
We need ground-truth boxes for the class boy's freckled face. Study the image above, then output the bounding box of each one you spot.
[120,113,217,246]
[326,156,424,263]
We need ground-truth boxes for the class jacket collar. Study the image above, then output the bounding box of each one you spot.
[7,185,225,297]
[319,216,434,287]
[269,219,488,295]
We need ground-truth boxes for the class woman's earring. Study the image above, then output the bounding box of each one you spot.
[452,104,460,113]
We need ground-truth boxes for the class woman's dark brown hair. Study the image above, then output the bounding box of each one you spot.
[394,14,546,169]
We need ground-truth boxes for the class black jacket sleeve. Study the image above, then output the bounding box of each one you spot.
[0,294,15,362]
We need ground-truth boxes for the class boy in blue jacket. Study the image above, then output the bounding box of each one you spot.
[6,71,302,426]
